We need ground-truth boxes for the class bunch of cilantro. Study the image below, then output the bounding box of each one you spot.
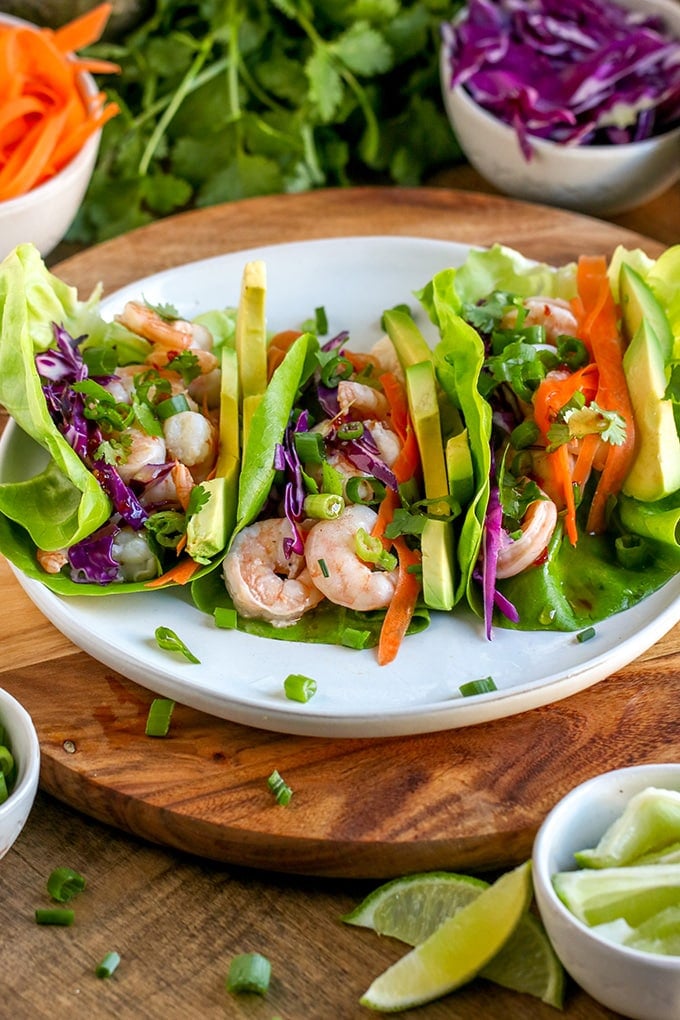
[70,0,463,245]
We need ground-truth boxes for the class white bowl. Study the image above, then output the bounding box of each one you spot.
[0,12,101,260]
[440,0,680,215]
[533,763,680,1020]
[0,687,40,860]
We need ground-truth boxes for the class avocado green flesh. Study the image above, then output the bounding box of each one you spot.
[186,476,234,564]
[620,262,673,360]
[235,260,267,449]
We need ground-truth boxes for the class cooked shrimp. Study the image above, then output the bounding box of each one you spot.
[337,379,389,419]
[370,334,404,382]
[366,421,402,468]
[495,494,558,579]
[112,527,158,582]
[116,301,213,352]
[305,504,398,611]
[502,296,579,344]
[162,411,216,471]
[36,548,68,574]
[188,366,222,408]
[223,518,325,627]
[103,364,144,403]
[116,429,167,483]
[146,346,219,375]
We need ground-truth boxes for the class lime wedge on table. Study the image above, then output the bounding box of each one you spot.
[359,861,533,1012]
[574,787,680,869]
[553,864,680,927]
[343,869,564,1007]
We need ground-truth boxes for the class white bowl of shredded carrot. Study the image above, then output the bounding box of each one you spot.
[0,3,119,260]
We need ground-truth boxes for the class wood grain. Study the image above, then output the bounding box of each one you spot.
[2,187,678,880]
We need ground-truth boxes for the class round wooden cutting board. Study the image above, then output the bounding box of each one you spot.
[2,187,678,879]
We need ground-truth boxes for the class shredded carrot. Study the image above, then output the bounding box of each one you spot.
[0,3,119,202]
[377,538,421,666]
[267,330,302,378]
[144,557,200,589]
[576,256,636,534]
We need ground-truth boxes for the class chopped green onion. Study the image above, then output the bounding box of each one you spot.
[577,627,596,643]
[96,952,121,979]
[459,677,498,697]
[0,744,14,777]
[615,534,650,569]
[35,908,75,926]
[303,493,344,520]
[345,475,387,506]
[47,867,86,903]
[314,306,328,335]
[340,628,372,650]
[293,430,325,464]
[557,334,589,370]
[226,952,271,995]
[155,393,191,419]
[336,421,364,441]
[354,528,397,572]
[267,770,292,805]
[318,558,330,578]
[214,607,238,630]
[154,626,200,663]
[145,698,176,737]
[321,460,344,496]
[320,354,353,388]
[284,674,317,703]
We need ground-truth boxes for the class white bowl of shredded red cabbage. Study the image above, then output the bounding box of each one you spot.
[441,0,680,214]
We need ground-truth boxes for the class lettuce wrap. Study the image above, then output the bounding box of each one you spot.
[0,244,238,593]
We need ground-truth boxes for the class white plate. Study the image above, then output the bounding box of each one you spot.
[3,236,679,738]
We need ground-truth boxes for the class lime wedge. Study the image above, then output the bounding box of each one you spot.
[574,787,680,869]
[553,864,680,927]
[624,905,680,956]
[359,862,533,1012]
[343,870,564,1007]
[633,840,680,866]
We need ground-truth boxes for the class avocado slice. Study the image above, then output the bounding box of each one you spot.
[420,519,455,611]
[235,260,267,447]
[620,262,673,361]
[186,477,231,564]
[622,318,680,502]
[446,428,475,509]
[383,307,431,367]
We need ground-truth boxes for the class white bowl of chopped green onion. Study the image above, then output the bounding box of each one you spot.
[0,687,40,860]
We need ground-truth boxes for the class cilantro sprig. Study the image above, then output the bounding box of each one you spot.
[68,0,463,245]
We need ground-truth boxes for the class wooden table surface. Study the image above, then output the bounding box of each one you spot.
[2,169,679,1019]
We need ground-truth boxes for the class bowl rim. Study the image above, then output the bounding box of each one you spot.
[0,687,40,816]
[0,11,102,214]
[532,762,680,967]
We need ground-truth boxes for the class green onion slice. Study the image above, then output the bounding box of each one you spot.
[47,867,86,903]
[293,431,325,464]
[459,677,498,697]
[345,475,386,506]
[155,394,191,419]
[214,607,238,630]
[284,674,317,703]
[336,421,364,441]
[320,354,353,388]
[35,908,75,926]
[303,493,344,520]
[145,698,176,737]
[340,628,372,650]
[577,627,596,643]
[267,769,292,806]
[354,528,397,572]
[96,952,121,979]
[226,952,271,995]
[154,626,200,663]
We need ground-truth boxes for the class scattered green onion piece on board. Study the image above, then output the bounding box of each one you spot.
[47,867,86,903]
[459,677,498,697]
[155,393,191,419]
[293,430,325,464]
[577,627,596,643]
[303,493,344,520]
[35,908,75,926]
[145,698,176,737]
[214,607,238,630]
[226,952,271,995]
[284,674,317,703]
[154,626,200,663]
[96,951,121,979]
[267,770,293,806]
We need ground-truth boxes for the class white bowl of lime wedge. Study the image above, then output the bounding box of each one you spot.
[532,763,680,1020]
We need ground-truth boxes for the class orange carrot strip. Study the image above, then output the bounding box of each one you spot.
[571,431,600,488]
[576,257,636,534]
[144,558,200,589]
[267,329,302,379]
[51,3,113,54]
[377,538,421,666]
[0,109,66,199]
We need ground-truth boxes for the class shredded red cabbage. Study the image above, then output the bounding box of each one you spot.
[277,411,310,557]
[339,427,398,492]
[68,523,121,585]
[442,0,680,157]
